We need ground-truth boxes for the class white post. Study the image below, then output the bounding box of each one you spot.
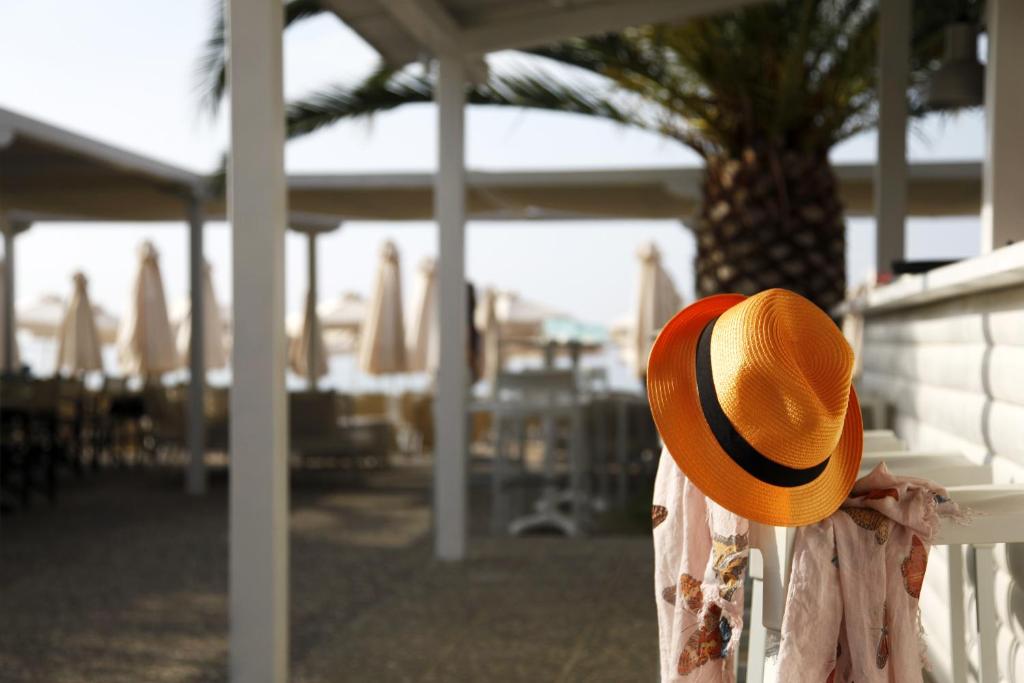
[981,0,1024,252]
[187,195,207,495]
[1,215,14,373]
[434,55,468,561]
[306,231,318,391]
[227,0,288,681]
[874,0,909,278]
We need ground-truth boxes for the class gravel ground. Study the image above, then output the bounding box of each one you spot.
[0,463,658,682]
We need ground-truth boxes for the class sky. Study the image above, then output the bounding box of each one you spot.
[0,0,985,328]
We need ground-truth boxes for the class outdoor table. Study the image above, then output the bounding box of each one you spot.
[469,395,592,537]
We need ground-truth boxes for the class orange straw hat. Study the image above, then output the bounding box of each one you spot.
[647,288,863,527]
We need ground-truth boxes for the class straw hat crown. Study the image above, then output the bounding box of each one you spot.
[710,289,854,471]
[646,287,862,526]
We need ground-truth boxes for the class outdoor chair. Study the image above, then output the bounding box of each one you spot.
[743,431,1010,683]
[289,391,395,469]
[482,368,591,537]
[107,382,147,464]
[1,376,52,510]
[746,483,1024,683]
[78,386,113,468]
[353,392,389,418]
[0,376,81,509]
[396,391,435,457]
[204,387,230,454]
[145,385,186,461]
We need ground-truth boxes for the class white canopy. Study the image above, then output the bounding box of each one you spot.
[55,272,104,375]
[18,292,119,344]
[359,240,408,375]
[175,261,229,371]
[474,290,566,342]
[407,257,439,374]
[116,241,177,377]
[315,291,365,354]
[318,291,365,331]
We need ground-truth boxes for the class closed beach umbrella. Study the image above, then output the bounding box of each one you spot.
[0,259,19,367]
[116,241,177,377]
[359,240,407,374]
[478,288,501,388]
[842,282,869,380]
[175,261,228,371]
[55,272,104,375]
[630,242,682,378]
[406,257,438,373]
[289,288,329,381]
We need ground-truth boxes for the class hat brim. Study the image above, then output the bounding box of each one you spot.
[647,294,863,527]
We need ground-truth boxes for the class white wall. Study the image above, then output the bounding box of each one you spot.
[861,284,1024,682]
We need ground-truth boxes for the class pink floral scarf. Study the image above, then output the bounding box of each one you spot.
[652,448,749,682]
[777,463,961,682]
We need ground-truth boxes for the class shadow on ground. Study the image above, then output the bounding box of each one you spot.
[0,463,657,682]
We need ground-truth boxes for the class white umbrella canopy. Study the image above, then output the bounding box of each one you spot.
[0,259,19,367]
[318,291,365,332]
[629,242,682,378]
[359,240,408,375]
[175,261,229,371]
[116,241,177,377]
[316,291,364,354]
[472,290,565,355]
[17,293,64,338]
[20,291,119,344]
[406,257,438,373]
[55,272,104,375]
[288,288,329,380]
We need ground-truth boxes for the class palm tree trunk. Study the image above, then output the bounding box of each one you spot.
[694,147,846,312]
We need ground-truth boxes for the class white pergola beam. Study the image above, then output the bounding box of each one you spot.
[186,195,207,496]
[379,0,464,57]
[462,0,760,54]
[434,56,469,561]
[981,0,1024,252]
[377,0,487,82]
[874,0,909,277]
[226,0,289,681]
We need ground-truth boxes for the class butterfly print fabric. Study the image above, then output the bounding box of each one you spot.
[777,464,963,683]
[652,448,748,682]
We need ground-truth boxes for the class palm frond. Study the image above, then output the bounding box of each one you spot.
[195,0,327,116]
[286,63,661,140]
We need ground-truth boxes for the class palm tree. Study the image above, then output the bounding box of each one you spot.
[197,0,979,311]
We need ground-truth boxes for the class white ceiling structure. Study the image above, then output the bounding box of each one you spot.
[322,0,762,68]
[0,106,981,223]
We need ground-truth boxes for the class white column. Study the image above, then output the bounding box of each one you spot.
[981,0,1024,252]
[306,231,318,391]
[227,1,288,681]
[874,0,910,277]
[434,56,468,561]
[1,215,14,373]
[187,196,207,495]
